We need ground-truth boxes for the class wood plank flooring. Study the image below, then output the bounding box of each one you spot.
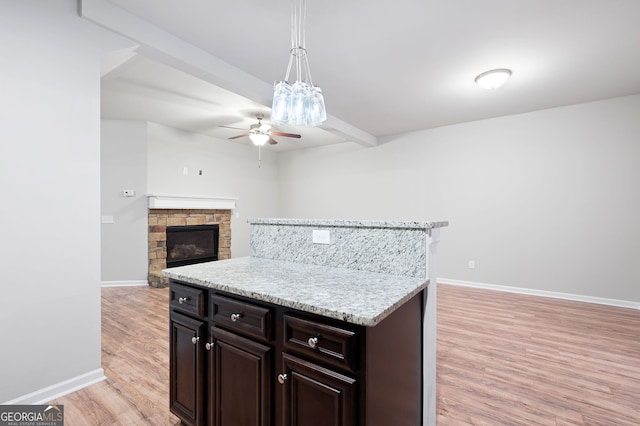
[436,284,640,425]
[50,284,640,425]
[50,286,180,425]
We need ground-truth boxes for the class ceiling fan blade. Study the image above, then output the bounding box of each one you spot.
[229,133,249,140]
[268,137,278,145]
[270,131,301,138]
[220,125,248,131]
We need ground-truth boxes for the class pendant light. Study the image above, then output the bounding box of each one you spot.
[271,0,326,127]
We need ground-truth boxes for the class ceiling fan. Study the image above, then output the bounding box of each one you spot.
[220,113,301,146]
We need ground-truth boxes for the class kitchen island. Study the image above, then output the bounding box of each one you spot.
[164,218,447,426]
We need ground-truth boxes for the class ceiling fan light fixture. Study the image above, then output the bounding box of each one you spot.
[271,0,326,127]
[475,68,512,90]
[248,132,270,146]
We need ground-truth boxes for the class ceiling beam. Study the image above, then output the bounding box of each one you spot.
[79,0,378,147]
[101,46,141,80]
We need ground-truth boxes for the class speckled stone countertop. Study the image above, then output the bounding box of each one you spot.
[248,218,449,230]
[163,257,428,327]
[248,218,448,278]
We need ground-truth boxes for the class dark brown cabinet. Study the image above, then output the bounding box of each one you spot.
[170,311,206,426]
[281,353,356,426]
[169,280,423,426]
[208,326,273,426]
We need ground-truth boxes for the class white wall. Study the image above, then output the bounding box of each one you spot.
[278,95,640,303]
[146,123,280,256]
[0,1,131,402]
[101,120,148,283]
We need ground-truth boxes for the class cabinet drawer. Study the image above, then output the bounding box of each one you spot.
[283,315,358,372]
[211,294,273,342]
[170,282,206,319]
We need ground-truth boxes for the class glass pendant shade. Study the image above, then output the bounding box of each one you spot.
[290,81,310,125]
[309,86,326,126]
[271,0,326,127]
[271,81,292,125]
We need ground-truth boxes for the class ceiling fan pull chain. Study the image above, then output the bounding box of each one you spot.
[257,145,262,168]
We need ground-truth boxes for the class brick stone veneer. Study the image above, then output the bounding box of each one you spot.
[148,209,231,287]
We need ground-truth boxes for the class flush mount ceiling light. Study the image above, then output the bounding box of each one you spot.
[271,0,326,127]
[475,68,512,90]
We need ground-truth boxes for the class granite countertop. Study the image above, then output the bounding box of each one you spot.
[162,257,428,327]
[248,218,449,230]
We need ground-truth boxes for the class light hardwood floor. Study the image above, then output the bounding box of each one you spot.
[51,284,640,425]
[51,286,180,425]
[436,284,640,425]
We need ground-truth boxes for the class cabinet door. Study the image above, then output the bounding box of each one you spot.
[209,326,273,426]
[281,353,356,426]
[170,311,206,426]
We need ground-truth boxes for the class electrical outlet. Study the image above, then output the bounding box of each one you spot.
[123,189,135,197]
[312,229,331,244]
[468,260,475,269]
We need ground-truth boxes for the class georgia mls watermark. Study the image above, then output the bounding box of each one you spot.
[0,405,63,426]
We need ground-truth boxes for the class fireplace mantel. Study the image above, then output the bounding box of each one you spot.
[146,193,237,210]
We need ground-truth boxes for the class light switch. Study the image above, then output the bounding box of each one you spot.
[101,215,114,224]
[123,189,135,197]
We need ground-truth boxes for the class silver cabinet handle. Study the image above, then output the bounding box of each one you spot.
[191,336,200,345]
[178,297,189,304]
[205,341,214,351]
[277,373,288,384]
[308,337,319,349]
[230,313,242,322]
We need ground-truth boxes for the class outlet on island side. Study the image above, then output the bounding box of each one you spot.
[468,260,475,269]
[312,229,331,244]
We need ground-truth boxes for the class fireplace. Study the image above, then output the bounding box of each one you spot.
[166,224,219,267]
[148,208,232,288]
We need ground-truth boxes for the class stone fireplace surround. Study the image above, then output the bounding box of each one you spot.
[146,194,236,287]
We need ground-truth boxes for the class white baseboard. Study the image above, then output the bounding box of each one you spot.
[101,280,148,287]
[2,368,106,405]
[438,278,639,310]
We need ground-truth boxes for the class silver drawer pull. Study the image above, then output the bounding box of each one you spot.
[191,336,200,345]
[308,337,319,349]
[178,297,189,304]
[277,373,288,384]
[205,341,214,351]
[230,313,242,322]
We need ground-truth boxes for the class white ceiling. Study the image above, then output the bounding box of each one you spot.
[98,0,640,151]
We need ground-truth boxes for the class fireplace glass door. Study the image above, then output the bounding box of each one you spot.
[166,224,219,268]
